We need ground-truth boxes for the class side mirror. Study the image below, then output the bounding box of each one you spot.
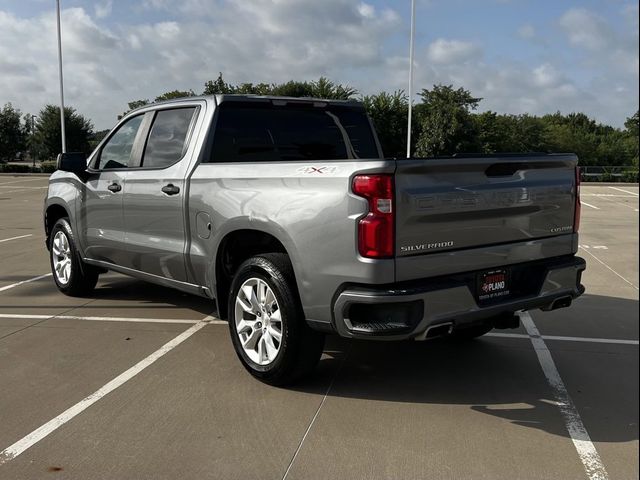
[56,152,88,177]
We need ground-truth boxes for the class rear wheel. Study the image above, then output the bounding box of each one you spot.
[49,217,99,296]
[228,253,324,386]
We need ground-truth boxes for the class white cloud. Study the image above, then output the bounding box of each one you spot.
[559,8,612,51]
[0,1,636,132]
[531,63,563,88]
[624,3,639,30]
[94,1,112,19]
[410,58,586,119]
[426,39,481,65]
[0,1,402,129]
[557,6,638,88]
[357,2,375,19]
[518,24,535,39]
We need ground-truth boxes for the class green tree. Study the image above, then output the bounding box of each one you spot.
[511,114,547,152]
[118,99,150,120]
[624,110,639,167]
[0,103,26,162]
[538,111,620,166]
[473,112,546,153]
[269,80,315,97]
[154,89,196,102]
[88,129,110,150]
[541,122,598,166]
[21,112,35,137]
[203,73,236,95]
[118,90,195,120]
[270,77,357,99]
[31,105,93,159]
[21,112,39,162]
[309,77,357,100]
[595,131,630,167]
[233,82,272,95]
[362,90,409,157]
[414,85,481,156]
[625,110,639,137]
[472,111,502,153]
[202,73,358,100]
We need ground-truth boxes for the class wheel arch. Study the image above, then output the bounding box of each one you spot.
[214,229,299,320]
[44,202,70,250]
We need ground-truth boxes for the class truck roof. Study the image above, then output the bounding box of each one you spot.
[215,94,363,106]
[131,94,364,113]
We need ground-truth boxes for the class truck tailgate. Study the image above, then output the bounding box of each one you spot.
[394,154,578,281]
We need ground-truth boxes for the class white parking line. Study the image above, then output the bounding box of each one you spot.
[579,247,639,290]
[582,193,637,198]
[541,335,638,346]
[580,201,599,210]
[486,332,529,339]
[0,273,52,293]
[0,313,226,325]
[0,188,47,195]
[0,316,213,465]
[591,194,638,211]
[487,332,639,345]
[0,178,47,186]
[608,186,639,196]
[0,314,631,344]
[0,234,33,243]
[521,312,609,480]
[281,346,350,480]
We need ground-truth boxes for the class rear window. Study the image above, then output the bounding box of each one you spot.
[209,103,379,162]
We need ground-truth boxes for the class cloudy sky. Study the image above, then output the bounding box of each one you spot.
[0,0,638,130]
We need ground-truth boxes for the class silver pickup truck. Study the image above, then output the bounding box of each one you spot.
[44,95,585,384]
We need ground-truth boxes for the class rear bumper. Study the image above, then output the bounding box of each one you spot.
[332,255,586,340]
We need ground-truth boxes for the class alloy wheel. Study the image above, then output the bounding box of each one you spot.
[52,230,72,285]
[234,277,283,365]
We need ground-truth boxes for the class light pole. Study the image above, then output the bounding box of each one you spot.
[56,0,67,154]
[31,114,36,169]
[406,0,416,159]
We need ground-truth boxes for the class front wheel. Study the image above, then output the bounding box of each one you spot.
[228,254,324,386]
[49,217,99,296]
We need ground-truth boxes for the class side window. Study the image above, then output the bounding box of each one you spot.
[98,115,144,169]
[142,107,196,169]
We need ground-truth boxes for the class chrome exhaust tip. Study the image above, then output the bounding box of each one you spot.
[541,295,573,311]
[415,321,454,341]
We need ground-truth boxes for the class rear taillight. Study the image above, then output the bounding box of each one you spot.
[574,166,581,233]
[352,174,394,258]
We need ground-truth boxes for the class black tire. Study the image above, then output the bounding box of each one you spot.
[450,322,494,341]
[49,217,99,296]
[228,253,325,386]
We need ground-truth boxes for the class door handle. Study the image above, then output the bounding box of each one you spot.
[107,182,122,193]
[161,184,180,195]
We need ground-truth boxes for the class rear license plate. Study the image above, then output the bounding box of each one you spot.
[477,269,510,302]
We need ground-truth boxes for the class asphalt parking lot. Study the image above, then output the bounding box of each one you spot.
[0,175,637,480]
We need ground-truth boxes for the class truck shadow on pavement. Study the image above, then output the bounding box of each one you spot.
[297,293,639,444]
[5,279,637,445]
[87,276,217,315]
[5,275,217,316]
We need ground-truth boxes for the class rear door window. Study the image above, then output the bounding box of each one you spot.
[142,107,196,169]
[210,104,379,162]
